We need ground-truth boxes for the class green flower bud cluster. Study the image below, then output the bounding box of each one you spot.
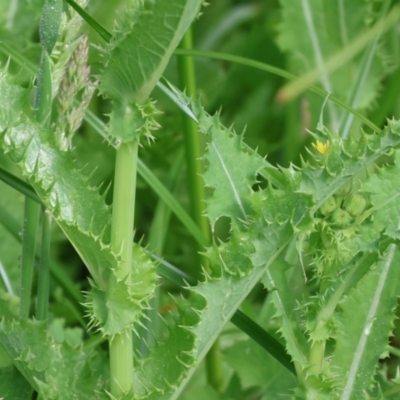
[318,182,367,228]
[310,182,368,280]
[343,194,366,217]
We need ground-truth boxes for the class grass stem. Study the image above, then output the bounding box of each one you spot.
[36,209,51,320]
[19,199,40,319]
[177,28,224,392]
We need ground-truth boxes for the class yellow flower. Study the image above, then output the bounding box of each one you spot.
[312,140,329,155]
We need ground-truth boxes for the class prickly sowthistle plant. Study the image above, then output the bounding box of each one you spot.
[1,0,400,399]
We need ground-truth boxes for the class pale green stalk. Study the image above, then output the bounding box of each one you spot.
[177,28,224,392]
[308,341,325,374]
[109,140,138,396]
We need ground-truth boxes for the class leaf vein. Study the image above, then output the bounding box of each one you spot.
[211,141,248,221]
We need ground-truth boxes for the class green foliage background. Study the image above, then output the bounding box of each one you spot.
[1,0,400,399]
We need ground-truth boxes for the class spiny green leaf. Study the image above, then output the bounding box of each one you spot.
[86,243,157,336]
[0,70,26,131]
[130,92,298,396]
[100,0,203,105]
[127,228,285,400]
[108,99,160,146]
[1,112,116,289]
[363,150,400,239]
[299,122,400,210]
[331,244,400,400]
[189,100,267,229]
[277,0,389,131]
[0,310,108,399]
[261,257,309,368]
[0,60,114,290]
[146,87,400,397]
[131,294,202,399]
[169,224,293,399]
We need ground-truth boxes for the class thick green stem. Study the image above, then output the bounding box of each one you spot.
[178,28,224,392]
[110,333,134,396]
[308,340,325,375]
[19,199,40,318]
[36,209,51,320]
[109,140,138,396]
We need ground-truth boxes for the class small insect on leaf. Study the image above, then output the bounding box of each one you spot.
[312,140,329,155]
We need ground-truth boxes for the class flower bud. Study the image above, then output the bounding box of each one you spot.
[336,180,352,197]
[343,194,366,217]
[320,196,337,216]
[331,209,352,227]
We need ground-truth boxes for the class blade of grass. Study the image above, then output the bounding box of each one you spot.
[300,0,339,131]
[369,65,400,129]
[19,198,40,318]
[36,209,51,320]
[339,0,392,139]
[0,259,14,295]
[0,168,43,205]
[147,149,185,254]
[143,149,185,352]
[198,4,260,49]
[20,0,60,321]
[177,29,211,254]
[173,48,380,133]
[230,310,295,375]
[0,204,84,305]
[65,0,111,42]
[277,3,400,106]
[178,27,224,392]
[19,37,51,319]
[138,160,207,247]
